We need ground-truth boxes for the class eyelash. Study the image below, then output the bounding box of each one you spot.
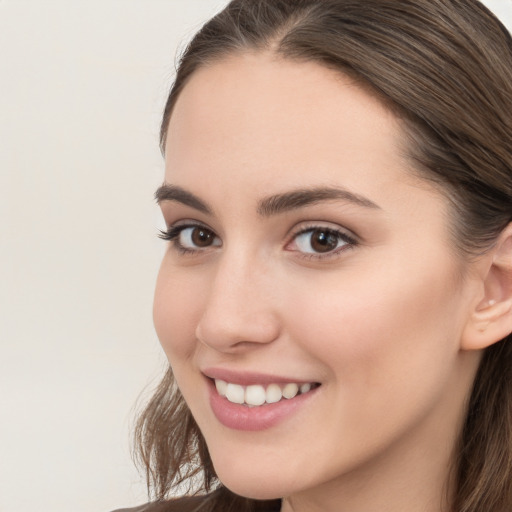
[158,223,219,255]
[158,222,358,260]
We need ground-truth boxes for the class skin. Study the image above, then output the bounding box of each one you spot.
[153,53,487,512]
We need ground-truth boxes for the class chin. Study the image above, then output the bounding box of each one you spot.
[211,458,296,500]
[220,477,287,501]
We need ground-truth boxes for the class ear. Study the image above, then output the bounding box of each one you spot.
[461,223,512,351]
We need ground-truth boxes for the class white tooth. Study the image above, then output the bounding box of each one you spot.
[265,383,283,404]
[300,383,311,394]
[245,385,266,406]
[215,379,228,397]
[225,383,245,404]
[282,383,299,399]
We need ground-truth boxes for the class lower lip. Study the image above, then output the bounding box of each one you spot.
[207,379,319,431]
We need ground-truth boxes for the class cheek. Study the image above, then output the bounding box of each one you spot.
[279,258,469,452]
[285,256,465,386]
[153,261,204,362]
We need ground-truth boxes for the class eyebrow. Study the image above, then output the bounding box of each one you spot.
[155,184,212,214]
[155,184,380,216]
[257,187,381,216]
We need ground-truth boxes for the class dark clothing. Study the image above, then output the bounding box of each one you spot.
[111,495,211,512]
[112,494,281,512]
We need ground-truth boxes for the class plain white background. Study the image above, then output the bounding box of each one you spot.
[0,1,510,511]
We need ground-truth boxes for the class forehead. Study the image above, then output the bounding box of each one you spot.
[164,52,430,207]
[168,53,399,147]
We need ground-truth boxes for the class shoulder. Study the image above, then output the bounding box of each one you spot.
[111,495,210,512]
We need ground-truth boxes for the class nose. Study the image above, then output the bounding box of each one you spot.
[195,252,281,353]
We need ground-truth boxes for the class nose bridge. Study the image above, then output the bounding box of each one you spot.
[196,246,279,351]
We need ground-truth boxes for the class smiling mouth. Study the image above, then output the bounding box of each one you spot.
[214,379,321,407]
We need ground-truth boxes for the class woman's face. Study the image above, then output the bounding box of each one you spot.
[154,53,482,503]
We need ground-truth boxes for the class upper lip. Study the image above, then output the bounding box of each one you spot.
[201,367,318,386]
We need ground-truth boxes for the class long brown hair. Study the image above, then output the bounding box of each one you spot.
[135,1,512,510]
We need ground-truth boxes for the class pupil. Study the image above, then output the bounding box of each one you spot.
[311,230,338,253]
[192,227,213,247]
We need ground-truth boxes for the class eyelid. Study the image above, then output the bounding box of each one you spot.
[288,221,358,242]
[159,219,215,238]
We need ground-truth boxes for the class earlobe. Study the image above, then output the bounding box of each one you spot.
[461,223,512,351]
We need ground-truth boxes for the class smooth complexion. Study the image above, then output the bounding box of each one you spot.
[153,53,489,512]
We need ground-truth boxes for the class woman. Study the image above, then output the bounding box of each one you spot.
[118,0,512,510]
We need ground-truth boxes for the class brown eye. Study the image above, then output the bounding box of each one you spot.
[176,225,221,250]
[191,227,216,247]
[292,227,354,256]
[309,229,340,253]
